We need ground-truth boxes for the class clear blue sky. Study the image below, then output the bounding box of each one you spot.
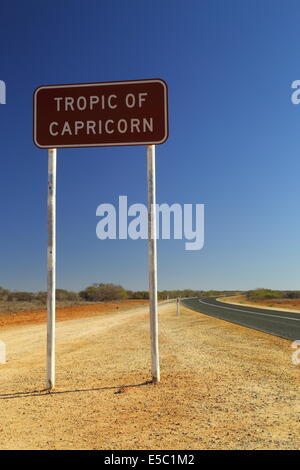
[0,0,299,292]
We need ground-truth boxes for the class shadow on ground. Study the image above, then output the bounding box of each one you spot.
[0,380,153,400]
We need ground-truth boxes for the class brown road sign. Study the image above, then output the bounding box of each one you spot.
[33,79,168,148]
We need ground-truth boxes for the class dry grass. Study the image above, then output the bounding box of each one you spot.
[221,295,300,313]
[0,300,84,314]
[0,300,148,328]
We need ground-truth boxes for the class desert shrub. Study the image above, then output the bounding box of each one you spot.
[246,289,282,301]
[55,289,79,302]
[34,291,47,303]
[129,291,149,300]
[79,283,128,302]
[7,291,34,302]
[0,286,10,301]
[283,291,300,299]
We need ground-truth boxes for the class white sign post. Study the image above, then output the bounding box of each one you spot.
[176,297,180,316]
[147,145,160,383]
[47,148,56,389]
[34,79,168,389]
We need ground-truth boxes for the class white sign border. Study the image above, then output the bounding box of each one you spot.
[33,79,168,149]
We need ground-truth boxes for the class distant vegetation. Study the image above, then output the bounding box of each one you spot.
[246,289,300,301]
[2,284,298,310]
[203,290,239,298]
[79,283,128,302]
[0,286,79,304]
[78,285,202,301]
[0,283,203,307]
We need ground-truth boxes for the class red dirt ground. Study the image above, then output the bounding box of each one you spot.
[0,300,148,329]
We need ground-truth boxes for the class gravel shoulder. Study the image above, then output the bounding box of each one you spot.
[0,302,299,450]
[220,296,300,313]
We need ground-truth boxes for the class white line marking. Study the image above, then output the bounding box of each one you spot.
[198,299,300,322]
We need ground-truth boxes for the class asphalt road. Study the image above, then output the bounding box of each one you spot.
[182,297,300,340]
